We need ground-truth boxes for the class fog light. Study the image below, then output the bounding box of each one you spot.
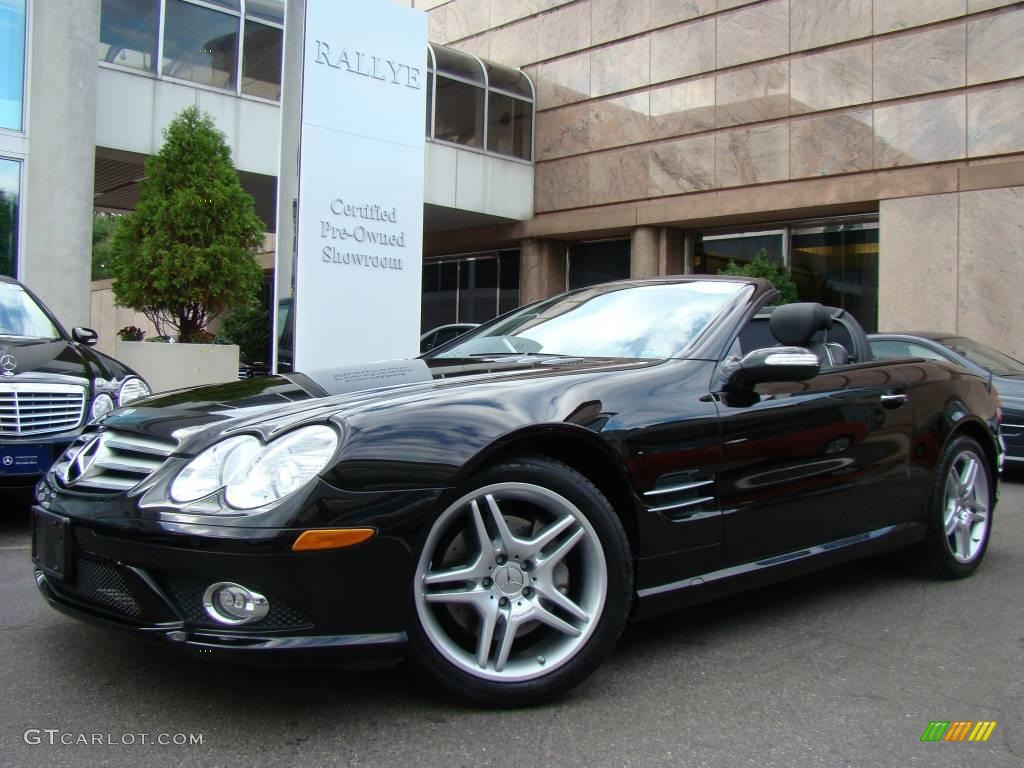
[202,582,270,625]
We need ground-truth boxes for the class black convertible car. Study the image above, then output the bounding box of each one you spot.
[32,277,1000,704]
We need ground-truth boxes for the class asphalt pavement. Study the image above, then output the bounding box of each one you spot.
[1,481,1022,768]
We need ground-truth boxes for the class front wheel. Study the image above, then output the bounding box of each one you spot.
[408,456,633,706]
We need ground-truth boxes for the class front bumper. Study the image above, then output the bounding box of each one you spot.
[0,432,79,488]
[29,487,443,667]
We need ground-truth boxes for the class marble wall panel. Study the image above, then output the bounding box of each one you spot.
[877,194,958,334]
[535,102,592,160]
[591,36,650,97]
[588,146,649,203]
[790,43,872,114]
[649,134,716,195]
[873,24,966,101]
[958,186,1024,360]
[592,0,650,45]
[716,60,789,128]
[715,123,789,186]
[873,0,965,33]
[874,94,966,167]
[649,76,717,139]
[791,0,872,52]
[535,154,591,211]
[967,10,1024,85]
[716,0,789,69]
[968,80,1024,157]
[428,8,447,43]
[538,1,592,61]
[967,0,1016,11]
[650,0,716,28]
[446,0,490,40]
[538,0,576,9]
[490,0,538,28]
[535,53,590,110]
[790,110,873,177]
[717,0,758,10]
[650,18,715,84]
[489,17,538,67]
[589,92,652,151]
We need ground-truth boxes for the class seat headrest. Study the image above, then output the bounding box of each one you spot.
[769,303,833,347]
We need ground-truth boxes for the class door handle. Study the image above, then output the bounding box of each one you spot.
[880,393,909,408]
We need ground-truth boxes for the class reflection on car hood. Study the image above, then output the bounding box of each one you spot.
[100,356,648,447]
[0,338,116,384]
[993,373,1024,414]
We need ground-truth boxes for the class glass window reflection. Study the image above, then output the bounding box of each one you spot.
[99,0,159,72]
[0,0,26,131]
[242,20,282,99]
[0,158,18,278]
[163,0,239,90]
[487,92,532,160]
[435,77,484,149]
[245,0,284,24]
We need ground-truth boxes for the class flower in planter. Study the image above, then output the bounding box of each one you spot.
[117,325,146,342]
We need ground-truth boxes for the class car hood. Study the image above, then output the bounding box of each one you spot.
[0,337,121,384]
[99,355,650,450]
[993,373,1024,414]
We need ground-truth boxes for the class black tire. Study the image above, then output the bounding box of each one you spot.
[407,455,633,706]
[916,435,994,579]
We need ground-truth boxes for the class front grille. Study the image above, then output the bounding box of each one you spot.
[0,383,86,437]
[161,573,313,630]
[55,429,176,493]
[59,556,143,618]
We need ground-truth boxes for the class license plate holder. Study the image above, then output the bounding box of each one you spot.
[0,443,51,475]
[32,509,71,581]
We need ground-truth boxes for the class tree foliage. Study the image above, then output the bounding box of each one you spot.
[219,296,270,363]
[109,106,264,342]
[92,212,117,280]
[719,249,799,305]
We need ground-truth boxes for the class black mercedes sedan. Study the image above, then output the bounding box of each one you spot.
[32,277,1000,705]
[0,276,150,490]
[869,332,1023,464]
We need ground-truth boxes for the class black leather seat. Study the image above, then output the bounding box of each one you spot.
[769,303,849,367]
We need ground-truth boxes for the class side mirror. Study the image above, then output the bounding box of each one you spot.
[72,327,99,346]
[723,346,820,391]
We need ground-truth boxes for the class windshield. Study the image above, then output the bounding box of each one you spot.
[943,336,1024,376]
[0,283,61,339]
[432,281,749,360]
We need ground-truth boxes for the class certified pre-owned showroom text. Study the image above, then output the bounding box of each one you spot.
[24,729,205,746]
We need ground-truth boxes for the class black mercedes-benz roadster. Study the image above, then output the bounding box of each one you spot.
[31,277,1001,704]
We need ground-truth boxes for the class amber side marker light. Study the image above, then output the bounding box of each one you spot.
[292,528,376,551]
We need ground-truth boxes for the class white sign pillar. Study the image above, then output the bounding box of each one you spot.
[290,0,427,370]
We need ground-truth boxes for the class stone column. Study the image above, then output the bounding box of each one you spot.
[22,0,100,329]
[658,228,685,275]
[630,226,659,278]
[520,238,565,304]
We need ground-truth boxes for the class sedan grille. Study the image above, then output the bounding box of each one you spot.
[0,383,86,437]
[56,429,176,493]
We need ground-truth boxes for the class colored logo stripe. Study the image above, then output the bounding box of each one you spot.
[920,721,997,742]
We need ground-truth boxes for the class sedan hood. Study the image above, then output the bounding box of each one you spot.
[0,337,105,383]
[99,356,647,449]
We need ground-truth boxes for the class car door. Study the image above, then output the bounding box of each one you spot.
[717,360,917,564]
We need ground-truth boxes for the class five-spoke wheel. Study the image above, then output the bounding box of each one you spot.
[408,457,632,705]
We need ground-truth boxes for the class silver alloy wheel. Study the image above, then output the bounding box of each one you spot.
[942,449,990,563]
[413,482,608,683]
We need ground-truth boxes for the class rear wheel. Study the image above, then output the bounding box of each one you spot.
[408,456,632,706]
[918,436,993,578]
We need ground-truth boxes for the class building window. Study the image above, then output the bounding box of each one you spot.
[99,0,159,73]
[428,44,535,162]
[695,230,786,275]
[421,251,520,332]
[791,223,878,332]
[0,158,20,278]
[0,0,26,131]
[163,0,240,90]
[568,240,630,290]
[242,19,282,99]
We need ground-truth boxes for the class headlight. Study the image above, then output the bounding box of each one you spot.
[90,393,115,422]
[170,425,339,510]
[118,376,151,406]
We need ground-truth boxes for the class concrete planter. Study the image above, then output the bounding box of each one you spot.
[114,341,240,394]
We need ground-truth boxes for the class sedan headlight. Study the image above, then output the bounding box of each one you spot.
[90,393,115,422]
[118,376,151,406]
[170,425,339,510]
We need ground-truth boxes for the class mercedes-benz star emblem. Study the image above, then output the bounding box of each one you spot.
[493,564,526,596]
[0,354,16,376]
[62,436,103,486]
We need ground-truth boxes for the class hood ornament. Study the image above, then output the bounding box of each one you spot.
[0,353,16,376]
